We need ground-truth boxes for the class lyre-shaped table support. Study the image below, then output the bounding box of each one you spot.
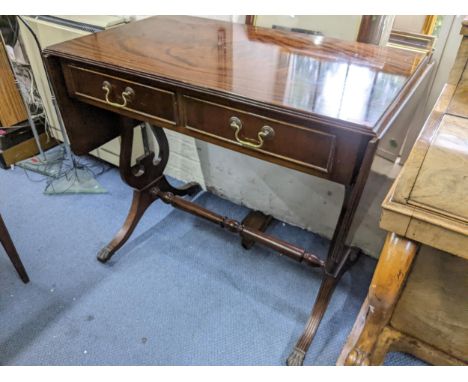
[97,117,378,365]
[97,119,201,262]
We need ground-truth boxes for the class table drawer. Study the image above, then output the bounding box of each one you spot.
[183,95,336,175]
[62,64,177,126]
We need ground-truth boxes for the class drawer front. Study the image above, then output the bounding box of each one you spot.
[183,95,336,175]
[62,64,177,126]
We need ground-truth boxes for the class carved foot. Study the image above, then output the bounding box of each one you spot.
[337,234,420,366]
[97,246,113,263]
[345,348,370,366]
[287,347,306,366]
[286,275,337,365]
[97,189,157,263]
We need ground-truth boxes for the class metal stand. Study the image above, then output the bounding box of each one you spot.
[13,16,106,195]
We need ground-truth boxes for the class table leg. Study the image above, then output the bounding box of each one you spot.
[97,119,201,263]
[336,233,419,366]
[97,177,202,263]
[287,274,337,365]
[0,214,29,283]
[287,246,360,365]
[97,189,158,262]
[286,137,378,365]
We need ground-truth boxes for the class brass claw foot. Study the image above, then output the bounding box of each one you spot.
[287,347,306,366]
[97,246,113,263]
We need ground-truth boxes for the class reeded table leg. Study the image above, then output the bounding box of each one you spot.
[286,138,378,365]
[0,214,29,283]
[287,247,360,365]
[287,274,337,365]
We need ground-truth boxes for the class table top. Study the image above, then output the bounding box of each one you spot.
[380,21,468,259]
[45,15,427,132]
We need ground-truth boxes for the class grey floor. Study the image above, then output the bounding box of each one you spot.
[0,157,427,365]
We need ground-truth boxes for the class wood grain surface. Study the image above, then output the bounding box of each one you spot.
[0,35,28,127]
[44,15,427,130]
[391,246,468,363]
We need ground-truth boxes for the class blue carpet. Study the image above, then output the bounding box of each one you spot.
[0,160,427,365]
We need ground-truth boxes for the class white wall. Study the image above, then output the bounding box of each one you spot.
[164,125,400,258]
[423,16,464,116]
[255,15,362,41]
[392,15,427,34]
[196,141,402,257]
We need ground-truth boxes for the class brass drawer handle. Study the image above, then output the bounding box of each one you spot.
[102,81,135,108]
[229,116,275,149]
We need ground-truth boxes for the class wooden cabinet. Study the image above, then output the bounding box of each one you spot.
[390,246,467,363]
[0,36,28,127]
[338,18,468,366]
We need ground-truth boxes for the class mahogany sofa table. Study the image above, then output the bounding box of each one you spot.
[43,16,430,365]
